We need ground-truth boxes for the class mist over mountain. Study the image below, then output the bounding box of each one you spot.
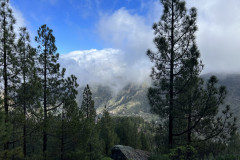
[77,82,159,122]
[202,73,240,119]
[73,71,240,124]
[59,49,152,94]
[58,47,240,124]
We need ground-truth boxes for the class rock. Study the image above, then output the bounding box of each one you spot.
[111,145,150,160]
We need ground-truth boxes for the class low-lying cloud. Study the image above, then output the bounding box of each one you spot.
[60,8,155,91]
[60,0,240,92]
[60,48,151,93]
[188,0,240,73]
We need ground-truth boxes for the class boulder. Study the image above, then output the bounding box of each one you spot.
[111,145,150,160]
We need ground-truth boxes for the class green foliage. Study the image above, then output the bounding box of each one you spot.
[113,116,155,151]
[35,24,80,159]
[0,111,11,145]
[147,0,202,148]
[195,140,227,159]
[0,111,12,159]
[78,85,103,160]
[226,133,240,156]
[101,157,112,160]
[147,0,237,152]
[76,119,103,160]
[0,0,20,153]
[35,24,66,107]
[114,117,142,149]
[0,147,23,160]
[149,154,169,160]
[168,145,197,160]
[25,154,44,160]
[99,107,119,156]
[214,155,240,160]
[0,0,238,159]
[154,124,169,153]
[81,84,96,121]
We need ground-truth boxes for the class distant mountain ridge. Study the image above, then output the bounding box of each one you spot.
[77,73,240,123]
[202,73,240,119]
[77,82,159,122]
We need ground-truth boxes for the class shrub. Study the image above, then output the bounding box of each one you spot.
[169,145,197,160]
[149,153,169,160]
[101,157,112,160]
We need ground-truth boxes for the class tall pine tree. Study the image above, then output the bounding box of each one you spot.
[147,0,200,148]
[147,0,236,149]
[81,84,96,121]
[0,0,18,151]
[15,27,39,157]
[80,84,102,160]
[35,24,67,159]
[99,106,119,156]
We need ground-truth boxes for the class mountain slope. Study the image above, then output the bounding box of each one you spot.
[77,73,240,123]
[202,73,240,119]
[77,83,159,122]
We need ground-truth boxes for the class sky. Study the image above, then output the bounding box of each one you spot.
[10,0,240,90]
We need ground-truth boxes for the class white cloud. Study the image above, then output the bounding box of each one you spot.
[98,8,155,63]
[60,49,124,91]
[97,0,240,75]
[60,48,151,93]
[60,0,240,93]
[10,2,36,44]
[187,0,240,73]
[60,7,155,92]
[10,4,26,34]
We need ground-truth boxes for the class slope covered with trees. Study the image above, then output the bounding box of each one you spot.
[0,0,239,159]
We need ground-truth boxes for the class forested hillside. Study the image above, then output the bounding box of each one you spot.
[77,83,159,122]
[0,0,239,160]
[77,73,240,126]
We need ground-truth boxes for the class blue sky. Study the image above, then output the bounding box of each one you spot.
[11,0,159,54]
[9,0,240,90]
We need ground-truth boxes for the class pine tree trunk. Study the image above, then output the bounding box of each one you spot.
[187,113,192,144]
[187,99,192,144]
[3,14,9,151]
[87,92,89,119]
[23,40,27,157]
[23,108,26,156]
[61,113,64,160]
[43,46,47,159]
[169,0,174,149]
[89,143,92,160]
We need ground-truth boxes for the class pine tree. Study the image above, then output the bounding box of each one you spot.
[0,108,12,159]
[80,85,102,160]
[57,75,79,160]
[147,0,200,148]
[35,24,67,159]
[99,106,119,156]
[174,76,236,144]
[15,27,38,157]
[147,0,236,150]
[81,84,96,121]
[0,0,18,150]
[114,117,142,149]
[48,100,81,160]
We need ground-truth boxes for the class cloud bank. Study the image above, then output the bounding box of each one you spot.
[60,48,150,93]
[60,8,154,91]
[60,0,240,92]
[10,4,27,35]
[188,0,240,73]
